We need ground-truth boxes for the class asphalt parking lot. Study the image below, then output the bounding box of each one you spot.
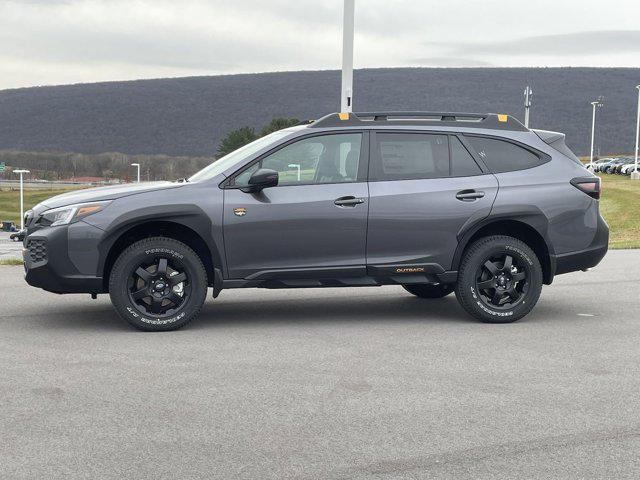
[1,250,640,479]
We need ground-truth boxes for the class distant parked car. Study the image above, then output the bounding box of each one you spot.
[601,158,629,173]
[611,158,631,174]
[588,158,614,172]
[9,230,26,242]
[620,161,638,175]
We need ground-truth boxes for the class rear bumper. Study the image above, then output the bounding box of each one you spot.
[550,213,609,278]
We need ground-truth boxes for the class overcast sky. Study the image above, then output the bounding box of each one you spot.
[1,0,639,90]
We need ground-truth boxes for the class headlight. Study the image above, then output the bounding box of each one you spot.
[39,201,111,227]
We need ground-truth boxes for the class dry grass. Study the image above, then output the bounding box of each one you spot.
[0,258,23,266]
[0,187,83,224]
[597,173,640,249]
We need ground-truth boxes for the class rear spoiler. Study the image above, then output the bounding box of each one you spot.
[532,129,582,165]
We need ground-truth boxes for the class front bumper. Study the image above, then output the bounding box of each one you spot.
[23,223,104,294]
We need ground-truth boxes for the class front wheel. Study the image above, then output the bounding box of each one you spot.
[109,237,208,331]
[455,235,542,323]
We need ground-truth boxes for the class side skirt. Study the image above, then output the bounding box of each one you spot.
[219,264,458,291]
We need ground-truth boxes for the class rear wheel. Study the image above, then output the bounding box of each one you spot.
[403,283,454,299]
[455,235,542,323]
[109,237,208,331]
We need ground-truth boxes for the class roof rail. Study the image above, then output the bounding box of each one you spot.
[309,111,528,131]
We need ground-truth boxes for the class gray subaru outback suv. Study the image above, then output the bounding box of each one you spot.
[22,111,608,331]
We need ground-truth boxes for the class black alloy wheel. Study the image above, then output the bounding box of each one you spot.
[128,256,191,317]
[474,253,529,310]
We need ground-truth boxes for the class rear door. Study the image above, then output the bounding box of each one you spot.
[223,131,369,279]
[366,131,498,272]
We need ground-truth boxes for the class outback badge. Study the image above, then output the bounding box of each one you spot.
[395,267,425,273]
[233,207,247,217]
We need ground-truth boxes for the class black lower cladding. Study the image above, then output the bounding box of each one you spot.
[225,263,457,289]
[23,226,103,294]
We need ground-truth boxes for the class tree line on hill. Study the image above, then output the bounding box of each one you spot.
[0,118,300,182]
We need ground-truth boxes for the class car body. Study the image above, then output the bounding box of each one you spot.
[22,111,608,330]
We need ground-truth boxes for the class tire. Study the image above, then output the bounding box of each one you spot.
[454,235,542,323]
[109,237,208,331]
[403,283,455,299]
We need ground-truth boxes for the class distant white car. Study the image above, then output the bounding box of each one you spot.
[586,158,614,172]
[621,162,639,175]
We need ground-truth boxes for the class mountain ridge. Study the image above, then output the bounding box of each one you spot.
[1,67,638,156]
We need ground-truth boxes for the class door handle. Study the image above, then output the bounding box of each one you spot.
[334,196,365,207]
[456,190,485,201]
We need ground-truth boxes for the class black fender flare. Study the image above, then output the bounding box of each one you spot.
[451,205,556,279]
[96,203,223,282]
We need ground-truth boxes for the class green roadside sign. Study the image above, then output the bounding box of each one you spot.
[0,162,5,172]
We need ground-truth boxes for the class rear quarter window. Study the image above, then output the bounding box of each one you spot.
[467,136,545,173]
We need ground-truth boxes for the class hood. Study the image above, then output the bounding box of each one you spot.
[38,181,182,209]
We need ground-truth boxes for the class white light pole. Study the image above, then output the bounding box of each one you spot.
[288,163,301,181]
[523,86,533,128]
[14,169,30,231]
[589,97,604,169]
[131,163,140,183]
[341,0,355,113]
[632,85,640,180]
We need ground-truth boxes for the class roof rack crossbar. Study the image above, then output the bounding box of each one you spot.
[354,111,488,120]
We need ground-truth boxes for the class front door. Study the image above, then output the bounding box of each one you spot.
[366,131,498,272]
[223,132,368,279]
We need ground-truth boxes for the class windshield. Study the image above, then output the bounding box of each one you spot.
[188,130,293,182]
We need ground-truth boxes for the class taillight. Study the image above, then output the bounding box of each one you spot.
[571,177,601,200]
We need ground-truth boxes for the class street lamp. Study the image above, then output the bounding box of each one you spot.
[13,169,30,231]
[523,86,533,128]
[131,163,140,183]
[288,164,301,181]
[341,0,355,113]
[632,85,640,180]
[589,96,604,169]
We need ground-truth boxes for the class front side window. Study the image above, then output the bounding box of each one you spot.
[233,133,362,187]
[189,130,294,183]
[372,133,449,181]
[467,136,542,173]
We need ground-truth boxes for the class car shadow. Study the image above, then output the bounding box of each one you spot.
[33,288,568,332]
[195,291,471,328]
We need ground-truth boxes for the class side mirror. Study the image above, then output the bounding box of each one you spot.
[241,168,278,193]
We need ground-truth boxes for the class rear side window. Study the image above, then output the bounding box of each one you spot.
[451,137,482,176]
[467,136,542,173]
[372,133,449,180]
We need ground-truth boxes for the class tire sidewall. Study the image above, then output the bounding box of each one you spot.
[109,239,207,331]
[457,238,542,323]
